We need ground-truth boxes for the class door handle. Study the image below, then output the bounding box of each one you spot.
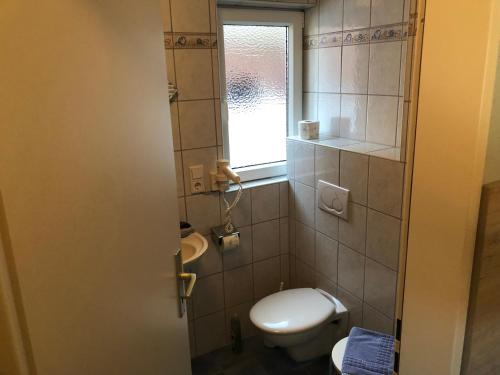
[178,272,197,299]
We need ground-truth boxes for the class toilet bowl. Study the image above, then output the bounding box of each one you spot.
[249,288,348,362]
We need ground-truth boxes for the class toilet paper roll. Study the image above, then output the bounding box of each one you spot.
[299,120,320,140]
[221,233,240,252]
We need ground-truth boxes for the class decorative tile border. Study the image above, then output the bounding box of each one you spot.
[304,22,410,50]
[318,32,343,48]
[164,32,217,49]
[343,28,370,46]
[370,23,403,43]
[303,35,318,49]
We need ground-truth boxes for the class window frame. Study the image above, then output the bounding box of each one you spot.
[217,7,303,182]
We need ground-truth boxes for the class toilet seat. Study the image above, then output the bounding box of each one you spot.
[250,288,336,334]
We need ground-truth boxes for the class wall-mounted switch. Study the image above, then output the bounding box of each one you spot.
[189,164,205,194]
[317,180,349,220]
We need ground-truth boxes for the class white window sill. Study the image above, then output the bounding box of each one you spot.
[234,161,287,183]
[226,175,288,192]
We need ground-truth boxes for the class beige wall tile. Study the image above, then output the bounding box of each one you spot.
[286,141,296,180]
[371,0,404,26]
[367,156,404,217]
[343,0,371,30]
[315,231,339,283]
[175,49,214,100]
[223,225,252,270]
[295,142,315,187]
[315,144,340,186]
[211,49,220,99]
[171,0,210,33]
[340,150,369,205]
[252,219,280,262]
[160,0,172,32]
[366,95,398,146]
[304,49,319,92]
[315,272,337,296]
[220,188,251,228]
[296,221,316,267]
[338,244,365,299]
[179,99,216,149]
[178,197,186,221]
[175,151,185,197]
[341,44,369,94]
[296,259,316,288]
[193,273,224,318]
[280,218,289,254]
[194,311,226,356]
[340,94,368,141]
[251,184,279,223]
[165,48,176,84]
[279,182,289,217]
[185,192,220,235]
[210,0,218,32]
[303,92,318,120]
[225,302,255,341]
[366,209,401,270]
[319,47,342,93]
[319,0,343,34]
[368,42,402,96]
[214,99,223,146]
[339,202,367,254]
[281,255,290,288]
[253,256,281,299]
[295,182,315,227]
[318,93,341,137]
[364,258,397,318]
[363,303,394,335]
[337,287,363,329]
[170,102,181,150]
[315,203,339,240]
[224,264,253,307]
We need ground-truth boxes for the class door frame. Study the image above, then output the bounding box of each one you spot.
[399,0,500,374]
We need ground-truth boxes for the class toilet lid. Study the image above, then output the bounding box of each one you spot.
[249,288,336,334]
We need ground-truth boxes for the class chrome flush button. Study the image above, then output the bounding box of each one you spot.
[317,180,350,220]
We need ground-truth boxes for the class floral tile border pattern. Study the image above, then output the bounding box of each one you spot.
[304,21,413,50]
[164,32,217,49]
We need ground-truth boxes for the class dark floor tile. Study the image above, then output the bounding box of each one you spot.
[191,337,332,375]
[304,355,331,375]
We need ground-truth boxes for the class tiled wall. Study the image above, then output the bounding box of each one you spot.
[162,0,290,358]
[303,0,413,157]
[184,181,290,357]
[287,138,405,335]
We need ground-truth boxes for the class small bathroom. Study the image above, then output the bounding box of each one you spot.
[167,0,417,372]
[1,1,498,374]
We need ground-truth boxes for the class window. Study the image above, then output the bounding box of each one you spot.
[218,8,303,181]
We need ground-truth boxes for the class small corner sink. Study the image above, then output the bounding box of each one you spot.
[180,232,208,265]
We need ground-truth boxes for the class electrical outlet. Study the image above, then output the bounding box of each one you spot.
[189,165,205,194]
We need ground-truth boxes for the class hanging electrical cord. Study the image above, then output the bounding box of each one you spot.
[222,183,243,234]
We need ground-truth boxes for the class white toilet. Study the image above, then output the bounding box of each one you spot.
[249,288,348,362]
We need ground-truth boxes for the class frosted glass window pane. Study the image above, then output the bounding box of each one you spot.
[223,25,288,169]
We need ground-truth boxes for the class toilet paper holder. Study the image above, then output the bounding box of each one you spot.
[211,225,240,253]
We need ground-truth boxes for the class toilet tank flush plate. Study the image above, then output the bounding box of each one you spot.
[317,180,350,221]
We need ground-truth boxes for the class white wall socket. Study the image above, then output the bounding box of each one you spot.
[189,164,205,194]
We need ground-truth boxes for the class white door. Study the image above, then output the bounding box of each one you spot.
[0,1,192,374]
